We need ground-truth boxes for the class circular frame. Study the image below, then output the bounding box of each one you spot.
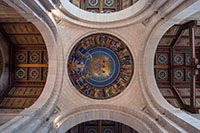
[67,33,134,99]
[56,0,151,27]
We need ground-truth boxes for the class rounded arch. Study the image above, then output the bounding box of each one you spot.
[0,1,63,131]
[143,0,200,112]
[60,0,149,22]
[51,0,160,28]
[53,106,154,133]
[0,32,9,95]
[140,1,200,131]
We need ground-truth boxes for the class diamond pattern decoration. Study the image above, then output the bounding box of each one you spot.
[29,51,40,64]
[70,0,138,13]
[16,51,27,64]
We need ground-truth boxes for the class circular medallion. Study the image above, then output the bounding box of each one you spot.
[68,33,134,99]
[174,70,183,80]
[88,0,98,7]
[16,68,26,79]
[16,52,26,63]
[158,54,167,64]
[174,55,183,64]
[30,52,40,63]
[157,70,167,80]
[30,68,40,79]
[104,0,114,7]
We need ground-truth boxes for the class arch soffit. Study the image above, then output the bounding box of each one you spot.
[60,0,150,22]
[51,0,166,28]
[22,19,63,115]
[141,0,200,129]
[52,105,159,133]
[0,34,9,85]
[1,0,63,117]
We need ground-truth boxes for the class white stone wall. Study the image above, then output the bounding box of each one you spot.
[0,32,9,95]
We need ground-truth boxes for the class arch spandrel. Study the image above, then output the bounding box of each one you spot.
[0,0,200,133]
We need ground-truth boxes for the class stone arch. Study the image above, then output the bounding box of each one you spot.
[52,105,156,133]
[59,0,149,22]
[0,1,63,131]
[143,0,200,113]
[51,0,161,28]
[139,1,200,131]
[0,34,9,94]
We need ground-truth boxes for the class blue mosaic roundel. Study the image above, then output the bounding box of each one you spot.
[85,47,120,87]
[68,33,134,99]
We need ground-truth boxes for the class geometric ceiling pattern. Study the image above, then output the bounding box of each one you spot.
[154,22,200,113]
[68,33,134,99]
[70,0,138,13]
[66,120,138,133]
[0,21,48,109]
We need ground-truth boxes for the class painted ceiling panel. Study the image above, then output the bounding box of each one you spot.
[8,35,44,45]
[70,0,138,13]
[0,21,48,109]
[155,23,200,111]
[2,24,39,34]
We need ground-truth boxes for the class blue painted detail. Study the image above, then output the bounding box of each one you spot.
[174,70,183,80]
[68,34,133,99]
[158,54,167,64]
[88,0,98,6]
[89,10,98,13]
[84,47,120,87]
[174,54,183,64]
[157,70,167,80]
[104,0,114,7]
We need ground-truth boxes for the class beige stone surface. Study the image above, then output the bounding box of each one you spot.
[0,0,200,133]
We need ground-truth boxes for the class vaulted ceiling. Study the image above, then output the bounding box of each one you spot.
[70,0,139,13]
[0,1,48,111]
[0,20,48,109]
[154,21,200,113]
